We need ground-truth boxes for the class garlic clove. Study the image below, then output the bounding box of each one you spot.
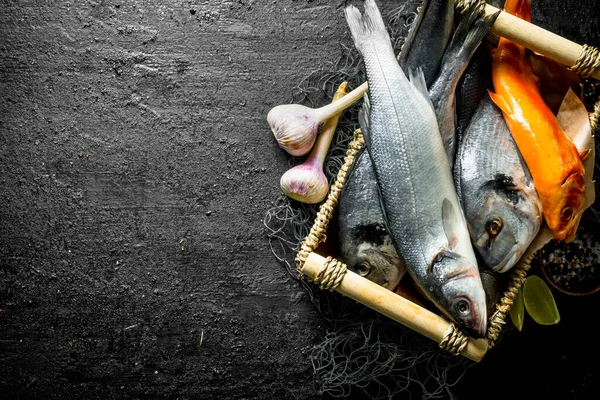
[280,162,329,204]
[267,104,321,157]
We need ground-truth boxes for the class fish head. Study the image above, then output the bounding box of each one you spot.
[431,250,488,338]
[343,232,406,291]
[468,176,542,273]
[543,171,586,242]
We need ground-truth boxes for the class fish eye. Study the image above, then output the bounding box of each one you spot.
[356,262,371,277]
[561,206,573,221]
[486,217,503,237]
[456,299,471,316]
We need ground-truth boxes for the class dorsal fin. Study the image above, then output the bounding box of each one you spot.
[408,67,435,112]
[358,93,372,149]
[399,0,454,87]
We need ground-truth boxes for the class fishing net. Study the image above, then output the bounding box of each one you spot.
[263,1,600,399]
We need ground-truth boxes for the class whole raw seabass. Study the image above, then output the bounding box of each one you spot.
[344,0,488,338]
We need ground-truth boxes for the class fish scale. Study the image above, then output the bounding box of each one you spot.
[365,52,440,266]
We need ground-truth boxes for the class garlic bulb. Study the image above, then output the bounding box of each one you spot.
[267,81,367,157]
[280,162,329,204]
[279,82,349,203]
[267,104,321,157]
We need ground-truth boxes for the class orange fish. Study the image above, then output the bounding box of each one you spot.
[489,0,587,242]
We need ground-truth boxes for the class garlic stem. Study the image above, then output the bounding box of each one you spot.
[315,81,368,121]
[307,82,350,167]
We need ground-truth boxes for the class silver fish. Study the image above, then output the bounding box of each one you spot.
[454,95,543,273]
[399,0,454,87]
[338,0,453,291]
[345,0,487,338]
[429,4,499,165]
[338,147,406,290]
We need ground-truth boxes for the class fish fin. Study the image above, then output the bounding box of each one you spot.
[408,67,435,111]
[358,94,387,231]
[430,250,472,283]
[358,93,372,149]
[358,96,389,235]
[344,0,391,53]
[439,4,500,70]
[562,171,584,189]
[375,176,392,242]
[579,149,592,162]
[399,0,454,86]
[504,0,531,22]
[398,0,429,67]
[449,109,458,165]
[453,157,463,204]
[339,146,366,199]
[488,90,513,116]
[441,198,460,250]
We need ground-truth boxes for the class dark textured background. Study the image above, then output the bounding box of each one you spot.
[1,1,599,399]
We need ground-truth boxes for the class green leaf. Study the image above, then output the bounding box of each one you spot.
[510,286,525,331]
[523,275,561,325]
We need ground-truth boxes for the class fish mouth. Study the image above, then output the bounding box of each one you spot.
[474,203,541,272]
[491,243,523,273]
[474,235,523,274]
[472,297,488,338]
[471,318,487,339]
[459,321,486,339]
[551,209,584,243]
[469,318,486,338]
[461,299,487,339]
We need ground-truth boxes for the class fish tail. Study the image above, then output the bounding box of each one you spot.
[494,0,536,81]
[344,0,391,54]
[441,3,499,67]
[503,0,531,22]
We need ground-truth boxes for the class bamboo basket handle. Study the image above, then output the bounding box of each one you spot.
[455,0,600,80]
[301,252,489,362]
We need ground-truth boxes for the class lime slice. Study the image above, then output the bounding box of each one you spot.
[523,275,561,325]
[509,287,525,331]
